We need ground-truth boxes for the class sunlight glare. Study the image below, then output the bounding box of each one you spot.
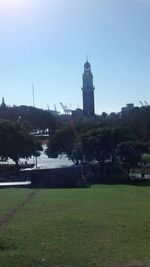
[4,0,27,8]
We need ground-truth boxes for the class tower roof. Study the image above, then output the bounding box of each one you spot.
[84,61,91,69]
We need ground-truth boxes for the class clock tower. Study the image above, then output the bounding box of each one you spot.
[82,61,95,117]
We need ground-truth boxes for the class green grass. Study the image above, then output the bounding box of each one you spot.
[0,186,150,267]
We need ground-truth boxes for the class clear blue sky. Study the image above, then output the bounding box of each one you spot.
[0,0,150,114]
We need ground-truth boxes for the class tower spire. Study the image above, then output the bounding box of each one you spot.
[86,54,88,62]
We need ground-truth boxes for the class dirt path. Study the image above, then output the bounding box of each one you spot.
[0,189,40,227]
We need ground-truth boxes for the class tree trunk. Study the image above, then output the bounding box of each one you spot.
[14,159,20,171]
[126,166,130,180]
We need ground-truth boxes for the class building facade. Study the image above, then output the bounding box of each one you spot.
[81,61,95,117]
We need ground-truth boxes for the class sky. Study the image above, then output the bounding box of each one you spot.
[0,0,150,114]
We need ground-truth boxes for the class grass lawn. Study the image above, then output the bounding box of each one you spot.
[0,185,150,267]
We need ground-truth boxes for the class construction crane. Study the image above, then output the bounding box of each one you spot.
[60,102,72,115]
[54,104,57,112]
[139,101,144,106]
[144,101,149,106]
[139,100,149,107]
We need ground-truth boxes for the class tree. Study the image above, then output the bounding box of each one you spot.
[46,122,100,164]
[117,141,148,178]
[46,119,149,183]
[46,125,76,161]
[121,106,150,142]
[0,120,42,170]
[72,126,130,181]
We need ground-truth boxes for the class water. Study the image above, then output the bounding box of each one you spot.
[0,146,73,186]
[2,145,73,170]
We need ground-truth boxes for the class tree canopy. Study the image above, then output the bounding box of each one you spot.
[0,105,57,131]
[0,120,42,169]
[46,108,150,181]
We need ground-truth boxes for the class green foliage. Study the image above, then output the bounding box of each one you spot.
[0,120,42,169]
[76,127,128,162]
[142,153,150,164]
[121,106,150,141]
[46,106,150,180]
[47,122,149,180]
[0,105,57,131]
[46,125,76,159]
[117,141,148,177]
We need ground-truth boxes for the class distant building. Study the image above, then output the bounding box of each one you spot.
[121,103,135,115]
[72,108,83,121]
[81,61,95,117]
[0,97,7,110]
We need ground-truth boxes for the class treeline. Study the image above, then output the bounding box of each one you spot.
[1,104,150,182]
[0,105,57,130]
[46,106,150,183]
